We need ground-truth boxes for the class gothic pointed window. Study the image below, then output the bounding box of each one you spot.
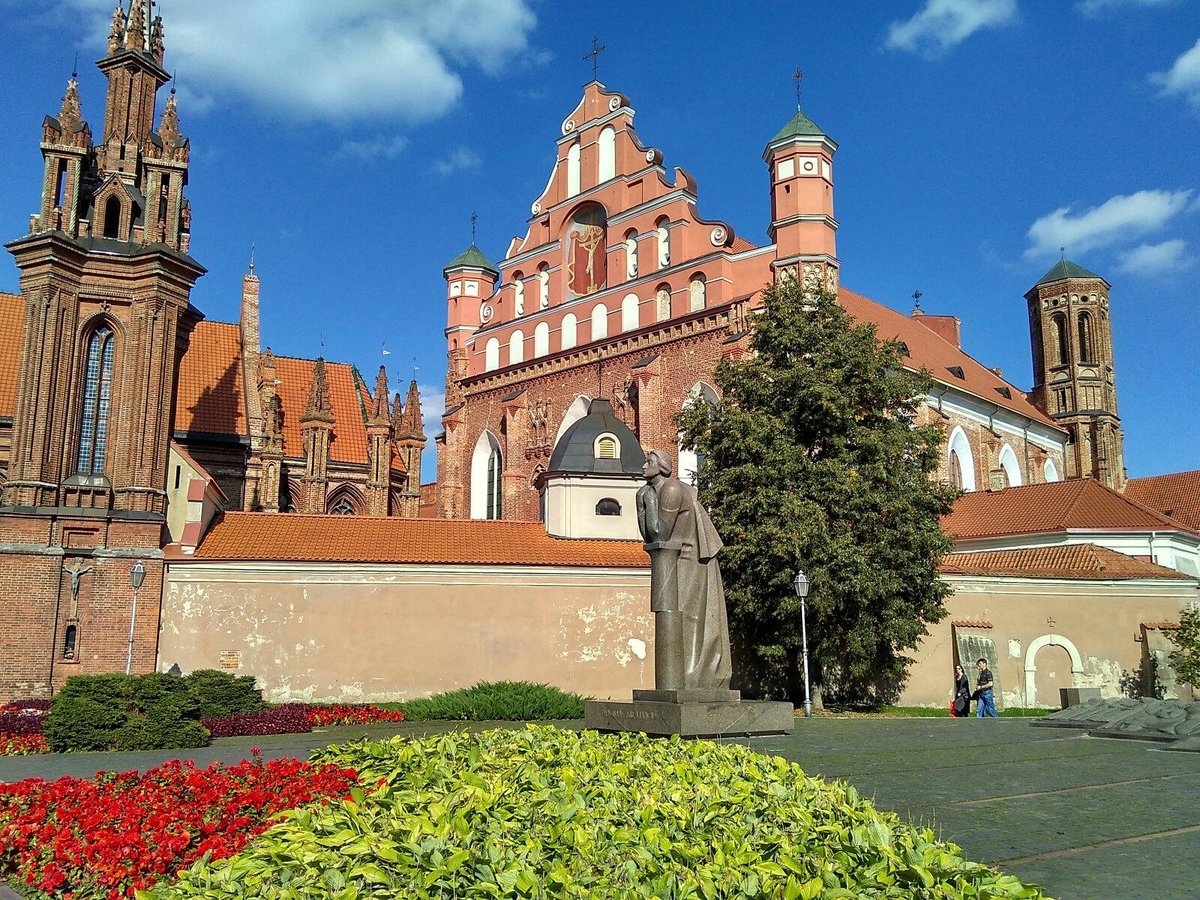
[1077,312,1093,363]
[486,444,502,519]
[102,195,122,239]
[1052,314,1068,366]
[77,325,115,476]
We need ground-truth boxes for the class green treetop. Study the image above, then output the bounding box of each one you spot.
[1169,604,1200,689]
[677,278,958,705]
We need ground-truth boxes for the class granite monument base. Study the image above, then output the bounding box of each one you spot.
[585,697,794,738]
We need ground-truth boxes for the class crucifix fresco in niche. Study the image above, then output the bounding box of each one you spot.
[566,205,607,299]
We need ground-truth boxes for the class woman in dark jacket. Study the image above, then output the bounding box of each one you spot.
[953,664,971,717]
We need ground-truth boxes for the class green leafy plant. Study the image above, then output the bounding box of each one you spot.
[146,726,1050,899]
[1169,603,1200,688]
[44,674,208,753]
[182,669,265,719]
[395,680,587,721]
[677,280,957,704]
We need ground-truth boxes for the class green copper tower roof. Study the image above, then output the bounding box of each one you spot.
[444,243,498,275]
[770,106,827,143]
[1035,259,1104,286]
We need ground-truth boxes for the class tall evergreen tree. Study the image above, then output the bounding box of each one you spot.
[677,279,958,704]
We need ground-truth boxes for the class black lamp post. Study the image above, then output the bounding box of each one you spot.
[126,561,145,675]
[793,571,812,719]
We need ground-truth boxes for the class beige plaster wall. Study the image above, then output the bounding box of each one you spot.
[900,576,1199,709]
[160,562,654,703]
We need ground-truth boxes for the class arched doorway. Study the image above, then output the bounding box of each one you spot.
[1024,634,1084,707]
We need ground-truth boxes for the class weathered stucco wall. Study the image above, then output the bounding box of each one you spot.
[900,576,1199,709]
[160,562,653,702]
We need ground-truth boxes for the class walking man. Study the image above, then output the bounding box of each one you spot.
[974,658,998,717]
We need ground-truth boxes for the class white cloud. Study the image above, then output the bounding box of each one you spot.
[1151,38,1200,108]
[64,0,537,122]
[418,383,446,440]
[886,0,1019,57]
[1116,239,1191,275]
[1024,189,1194,258]
[433,146,481,176]
[1077,0,1178,16]
[337,135,409,162]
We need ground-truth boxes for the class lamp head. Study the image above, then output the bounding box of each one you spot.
[130,561,146,590]
[792,570,810,599]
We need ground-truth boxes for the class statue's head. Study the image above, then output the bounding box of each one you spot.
[644,449,672,479]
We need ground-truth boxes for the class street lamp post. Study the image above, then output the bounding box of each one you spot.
[793,571,812,719]
[126,561,145,676]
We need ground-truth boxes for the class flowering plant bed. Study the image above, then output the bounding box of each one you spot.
[0,752,358,898]
[0,735,48,757]
[201,704,406,738]
[306,704,406,727]
[0,701,50,757]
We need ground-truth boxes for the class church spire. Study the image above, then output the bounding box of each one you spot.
[125,0,148,52]
[302,357,334,423]
[107,4,126,55]
[370,366,391,423]
[399,379,424,439]
[57,76,84,134]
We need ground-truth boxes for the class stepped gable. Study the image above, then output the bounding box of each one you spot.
[0,293,21,417]
[1126,470,1200,532]
[942,478,1198,540]
[941,544,1193,580]
[838,287,1057,428]
[193,512,649,568]
[174,321,247,436]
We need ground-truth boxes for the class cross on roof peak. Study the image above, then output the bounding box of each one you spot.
[470,211,478,244]
[792,67,803,109]
[584,36,607,81]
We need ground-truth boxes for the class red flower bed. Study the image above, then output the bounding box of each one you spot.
[307,704,406,727]
[201,704,311,738]
[0,734,48,756]
[1,700,51,712]
[0,752,357,898]
[0,709,48,737]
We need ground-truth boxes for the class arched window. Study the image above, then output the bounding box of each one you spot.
[1077,312,1093,363]
[947,425,976,492]
[596,498,621,516]
[678,382,718,484]
[656,218,670,269]
[470,431,503,520]
[484,337,500,371]
[327,486,364,515]
[566,142,581,197]
[656,284,672,321]
[509,330,525,365]
[561,313,578,350]
[590,303,608,341]
[513,274,525,317]
[102,195,121,239]
[624,229,638,280]
[1052,314,1068,366]
[566,204,607,298]
[538,264,550,309]
[534,321,550,357]
[62,624,77,660]
[998,444,1022,488]
[595,434,619,459]
[598,126,616,182]
[689,274,707,312]
[77,325,115,476]
[1044,458,1060,483]
[555,395,592,448]
[621,293,639,332]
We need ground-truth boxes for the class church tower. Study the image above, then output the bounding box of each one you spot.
[763,102,839,294]
[0,2,203,698]
[1025,260,1125,490]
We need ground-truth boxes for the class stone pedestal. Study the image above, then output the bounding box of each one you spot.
[585,697,794,738]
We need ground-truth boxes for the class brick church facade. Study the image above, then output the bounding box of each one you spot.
[433,81,1138,522]
[0,3,425,700]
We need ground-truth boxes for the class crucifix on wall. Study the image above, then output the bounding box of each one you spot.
[63,561,93,619]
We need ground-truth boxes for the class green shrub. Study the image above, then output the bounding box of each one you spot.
[396,680,587,722]
[183,669,265,719]
[45,673,209,753]
[149,726,1050,899]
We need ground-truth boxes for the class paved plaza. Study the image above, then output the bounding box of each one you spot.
[1,718,1197,899]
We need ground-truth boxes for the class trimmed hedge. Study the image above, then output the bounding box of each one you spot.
[44,674,208,753]
[148,726,1050,899]
[396,680,588,722]
[183,669,265,719]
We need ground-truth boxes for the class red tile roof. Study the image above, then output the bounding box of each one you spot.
[175,321,247,436]
[192,512,650,567]
[941,544,1193,580]
[0,292,24,418]
[273,355,371,465]
[1126,470,1200,532]
[942,478,1196,540]
[839,286,1059,428]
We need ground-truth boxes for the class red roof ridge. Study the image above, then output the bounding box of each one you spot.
[1112,484,1199,534]
[216,510,545,526]
[1129,468,1200,483]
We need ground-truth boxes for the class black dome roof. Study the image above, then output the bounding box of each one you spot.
[547,399,644,476]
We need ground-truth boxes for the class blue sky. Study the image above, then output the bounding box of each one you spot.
[1,0,1198,482]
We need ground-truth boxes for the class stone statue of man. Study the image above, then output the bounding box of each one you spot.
[636,449,732,691]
